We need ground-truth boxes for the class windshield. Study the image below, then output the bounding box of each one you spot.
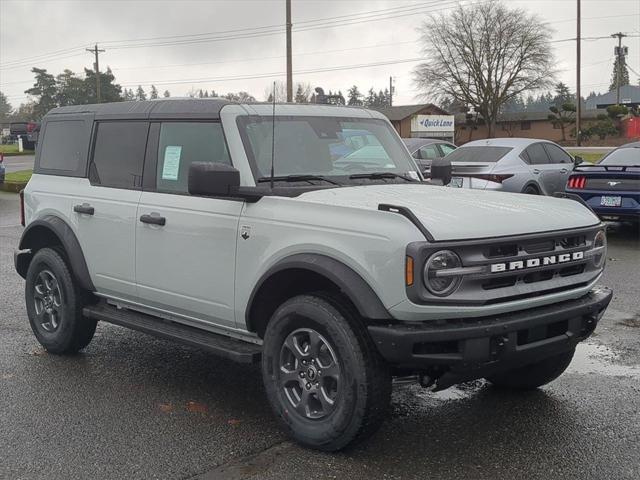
[237,116,418,182]
[444,146,512,162]
[600,148,640,166]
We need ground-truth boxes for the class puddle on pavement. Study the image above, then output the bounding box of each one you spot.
[567,342,640,378]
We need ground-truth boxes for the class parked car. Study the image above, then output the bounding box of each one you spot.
[402,138,456,173]
[565,141,639,223]
[15,99,612,451]
[446,138,575,195]
[9,121,40,150]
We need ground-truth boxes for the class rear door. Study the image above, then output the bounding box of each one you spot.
[72,121,148,300]
[523,142,556,194]
[543,142,574,192]
[135,121,242,329]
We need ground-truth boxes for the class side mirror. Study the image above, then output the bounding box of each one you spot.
[574,155,583,167]
[188,162,240,197]
[430,157,452,186]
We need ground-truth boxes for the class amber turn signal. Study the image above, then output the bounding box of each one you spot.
[405,256,414,286]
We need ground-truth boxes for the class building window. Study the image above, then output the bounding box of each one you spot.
[520,121,531,130]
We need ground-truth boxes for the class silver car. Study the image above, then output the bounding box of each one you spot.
[447,138,575,195]
[402,138,457,173]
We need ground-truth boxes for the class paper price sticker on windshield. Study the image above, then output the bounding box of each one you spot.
[162,146,182,180]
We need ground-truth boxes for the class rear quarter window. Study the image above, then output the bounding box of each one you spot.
[37,120,88,176]
[445,146,512,162]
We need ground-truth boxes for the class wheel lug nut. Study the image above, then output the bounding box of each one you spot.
[306,383,311,389]
[299,372,305,378]
[317,370,322,375]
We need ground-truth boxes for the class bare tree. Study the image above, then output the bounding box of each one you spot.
[413,1,555,137]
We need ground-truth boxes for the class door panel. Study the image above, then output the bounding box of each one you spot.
[524,143,556,194]
[135,193,242,328]
[543,143,573,193]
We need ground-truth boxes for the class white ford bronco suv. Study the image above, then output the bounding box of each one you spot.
[15,99,612,451]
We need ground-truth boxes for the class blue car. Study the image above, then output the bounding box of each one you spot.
[566,141,639,224]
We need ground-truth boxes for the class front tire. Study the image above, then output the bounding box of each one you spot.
[487,349,575,390]
[261,293,391,451]
[25,248,97,354]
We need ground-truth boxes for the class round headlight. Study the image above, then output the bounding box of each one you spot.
[593,229,607,268]
[423,250,462,296]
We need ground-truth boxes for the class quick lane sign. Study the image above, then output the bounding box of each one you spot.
[411,115,455,133]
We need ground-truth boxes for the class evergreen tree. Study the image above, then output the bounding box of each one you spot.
[548,102,576,142]
[55,69,85,106]
[83,67,122,103]
[294,84,308,103]
[0,91,13,120]
[163,90,171,98]
[365,88,377,107]
[609,56,630,92]
[24,68,58,119]
[553,82,573,106]
[122,88,135,101]
[347,85,363,106]
[135,85,147,101]
[150,85,159,99]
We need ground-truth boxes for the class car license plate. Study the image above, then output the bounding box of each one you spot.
[600,195,621,207]
[449,177,463,188]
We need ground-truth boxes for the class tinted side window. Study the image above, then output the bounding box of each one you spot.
[39,120,86,173]
[90,122,148,189]
[439,143,456,155]
[525,143,550,165]
[543,143,573,164]
[419,145,439,160]
[156,122,231,194]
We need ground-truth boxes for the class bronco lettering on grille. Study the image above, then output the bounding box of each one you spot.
[490,251,584,273]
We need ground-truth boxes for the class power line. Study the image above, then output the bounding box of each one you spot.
[116,57,425,88]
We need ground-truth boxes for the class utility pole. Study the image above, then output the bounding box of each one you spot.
[286,0,293,103]
[576,0,581,146]
[611,32,627,105]
[86,44,105,103]
[389,76,393,107]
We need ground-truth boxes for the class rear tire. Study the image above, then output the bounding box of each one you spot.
[487,349,575,390]
[25,248,97,354]
[261,293,391,451]
[523,185,539,195]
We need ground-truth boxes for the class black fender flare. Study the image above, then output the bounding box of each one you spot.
[16,216,95,291]
[246,253,391,330]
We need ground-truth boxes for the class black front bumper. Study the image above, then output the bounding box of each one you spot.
[368,287,613,390]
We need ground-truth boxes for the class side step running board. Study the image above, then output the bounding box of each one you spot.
[83,304,262,364]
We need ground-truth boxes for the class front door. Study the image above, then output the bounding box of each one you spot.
[135,121,242,329]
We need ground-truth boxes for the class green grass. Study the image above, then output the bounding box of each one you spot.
[571,152,604,163]
[5,169,32,183]
[0,144,35,156]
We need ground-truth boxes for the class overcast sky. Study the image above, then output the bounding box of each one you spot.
[1,0,639,108]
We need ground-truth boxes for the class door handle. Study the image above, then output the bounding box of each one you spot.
[560,168,568,173]
[140,213,166,226]
[73,203,94,215]
[532,169,541,174]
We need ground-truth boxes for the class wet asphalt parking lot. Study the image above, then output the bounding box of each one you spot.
[1,190,639,480]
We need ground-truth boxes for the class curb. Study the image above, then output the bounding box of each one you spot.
[0,182,28,193]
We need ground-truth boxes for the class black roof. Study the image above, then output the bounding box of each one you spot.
[46,98,232,120]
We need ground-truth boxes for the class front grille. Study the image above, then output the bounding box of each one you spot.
[406,225,602,306]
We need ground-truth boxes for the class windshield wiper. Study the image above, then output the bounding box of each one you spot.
[257,174,341,185]
[348,172,416,182]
